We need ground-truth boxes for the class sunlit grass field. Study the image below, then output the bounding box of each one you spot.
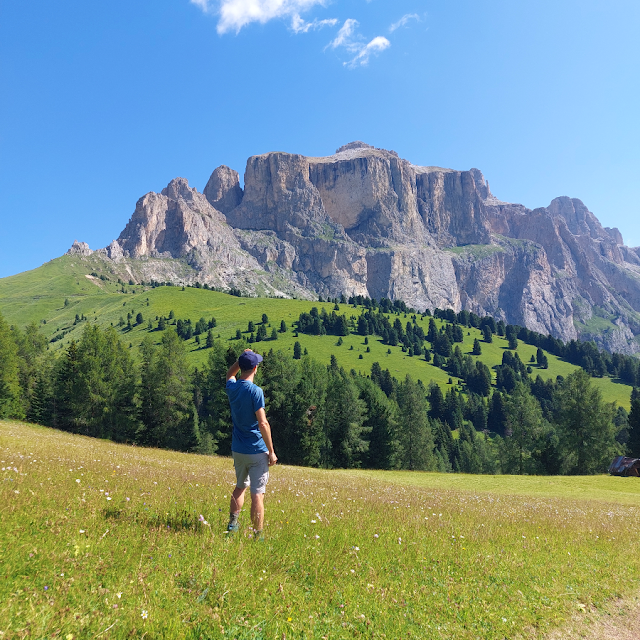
[3,421,640,639]
[0,255,632,408]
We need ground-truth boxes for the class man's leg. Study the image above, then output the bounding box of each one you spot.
[250,492,265,536]
[228,486,246,531]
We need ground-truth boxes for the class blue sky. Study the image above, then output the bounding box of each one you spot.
[1,0,639,278]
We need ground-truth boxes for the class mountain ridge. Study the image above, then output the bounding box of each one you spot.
[66,141,640,354]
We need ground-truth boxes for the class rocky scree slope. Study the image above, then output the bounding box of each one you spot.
[70,141,640,354]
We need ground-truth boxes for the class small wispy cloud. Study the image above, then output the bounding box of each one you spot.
[291,14,338,34]
[345,35,390,67]
[326,18,359,50]
[389,13,420,32]
[326,18,390,67]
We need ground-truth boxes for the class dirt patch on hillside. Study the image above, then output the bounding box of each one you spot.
[542,596,640,640]
[85,274,105,289]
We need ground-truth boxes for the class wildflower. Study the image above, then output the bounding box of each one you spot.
[75,479,80,483]
[66,634,74,640]
[126,497,130,501]
[287,617,292,622]
[116,592,122,598]
[44,586,48,590]
[502,617,507,623]
[106,497,112,501]
[373,533,379,538]
[353,546,360,551]
[315,534,320,539]
[79,530,85,534]
[398,537,402,544]
[311,520,317,524]
[141,610,148,619]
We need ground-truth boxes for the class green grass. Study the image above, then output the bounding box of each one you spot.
[3,420,640,639]
[0,255,633,408]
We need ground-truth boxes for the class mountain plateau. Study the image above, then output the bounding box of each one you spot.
[67,141,640,354]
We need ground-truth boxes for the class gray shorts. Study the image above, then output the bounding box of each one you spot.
[232,451,270,495]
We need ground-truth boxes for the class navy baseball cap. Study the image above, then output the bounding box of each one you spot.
[238,350,263,370]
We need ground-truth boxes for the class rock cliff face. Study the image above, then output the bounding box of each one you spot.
[93,141,640,353]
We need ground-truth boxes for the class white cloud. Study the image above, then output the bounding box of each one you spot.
[291,14,338,34]
[389,13,420,32]
[327,18,359,50]
[325,19,390,67]
[190,1,391,68]
[194,0,329,34]
[345,35,390,67]
[190,0,213,12]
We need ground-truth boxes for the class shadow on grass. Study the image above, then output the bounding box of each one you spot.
[103,506,207,533]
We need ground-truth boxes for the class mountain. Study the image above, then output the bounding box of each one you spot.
[69,141,640,354]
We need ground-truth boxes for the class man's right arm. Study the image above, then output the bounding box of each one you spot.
[256,407,277,466]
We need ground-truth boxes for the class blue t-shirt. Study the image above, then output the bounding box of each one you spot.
[225,379,267,454]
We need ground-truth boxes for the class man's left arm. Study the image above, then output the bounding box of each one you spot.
[256,408,277,466]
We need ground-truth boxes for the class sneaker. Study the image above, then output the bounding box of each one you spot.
[227,522,239,533]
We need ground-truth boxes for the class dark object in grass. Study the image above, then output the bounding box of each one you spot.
[609,456,640,477]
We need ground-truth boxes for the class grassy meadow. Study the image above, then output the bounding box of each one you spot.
[0,254,632,408]
[4,420,640,639]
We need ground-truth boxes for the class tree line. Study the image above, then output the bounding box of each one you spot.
[1,310,639,475]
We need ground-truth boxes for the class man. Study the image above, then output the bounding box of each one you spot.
[225,349,277,540]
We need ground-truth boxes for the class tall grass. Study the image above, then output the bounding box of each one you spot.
[3,420,640,638]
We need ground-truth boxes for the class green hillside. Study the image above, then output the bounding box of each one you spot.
[0,254,633,409]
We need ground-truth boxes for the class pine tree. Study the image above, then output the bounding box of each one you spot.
[501,382,546,474]
[206,330,214,348]
[396,375,435,470]
[626,388,640,457]
[556,369,620,474]
[293,341,302,360]
[280,320,287,333]
[472,338,482,355]
[60,325,139,441]
[324,367,368,468]
[12,322,48,419]
[53,341,81,431]
[139,330,197,451]
[0,312,23,418]
[427,383,445,421]
[356,376,400,469]
[487,391,508,436]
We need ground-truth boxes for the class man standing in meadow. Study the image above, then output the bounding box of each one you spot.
[225,349,277,540]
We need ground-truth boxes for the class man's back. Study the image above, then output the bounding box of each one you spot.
[226,378,267,454]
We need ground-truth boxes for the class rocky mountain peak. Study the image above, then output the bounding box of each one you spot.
[160,177,197,203]
[335,141,374,153]
[97,142,640,354]
[203,166,243,215]
[67,240,93,256]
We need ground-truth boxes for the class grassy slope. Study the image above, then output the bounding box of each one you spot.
[0,255,632,408]
[3,421,640,639]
